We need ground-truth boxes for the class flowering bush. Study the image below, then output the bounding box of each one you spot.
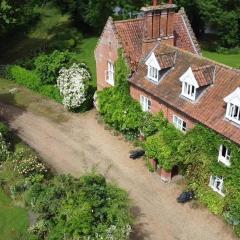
[57,63,91,110]
[13,151,47,178]
[0,133,10,163]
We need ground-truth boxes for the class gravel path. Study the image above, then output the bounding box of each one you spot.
[0,102,237,240]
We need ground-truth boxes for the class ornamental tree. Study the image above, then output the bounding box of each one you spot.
[57,63,91,110]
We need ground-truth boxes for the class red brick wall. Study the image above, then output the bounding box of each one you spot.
[130,84,196,131]
[95,19,120,90]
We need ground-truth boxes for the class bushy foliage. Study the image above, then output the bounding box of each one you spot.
[144,124,183,171]
[27,174,132,240]
[7,65,63,103]
[7,65,41,91]
[57,63,91,110]
[34,50,78,85]
[0,133,10,163]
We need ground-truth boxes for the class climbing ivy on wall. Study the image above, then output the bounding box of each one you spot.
[97,49,240,237]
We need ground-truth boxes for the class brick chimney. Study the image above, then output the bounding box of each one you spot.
[142,0,177,55]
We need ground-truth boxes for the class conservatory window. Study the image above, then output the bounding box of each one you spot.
[148,66,159,82]
[226,103,240,124]
[218,145,231,167]
[173,115,187,132]
[209,176,225,196]
[182,82,196,101]
[140,95,151,112]
[106,61,114,85]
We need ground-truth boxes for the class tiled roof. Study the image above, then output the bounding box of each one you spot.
[130,43,240,145]
[114,19,144,70]
[113,8,201,70]
[155,51,176,69]
[174,8,201,56]
[192,65,215,87]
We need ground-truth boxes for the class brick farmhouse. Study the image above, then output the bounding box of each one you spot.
[95,1,240,190]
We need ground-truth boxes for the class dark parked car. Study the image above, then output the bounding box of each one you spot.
[129,149,145,159]
[177,191,194,203]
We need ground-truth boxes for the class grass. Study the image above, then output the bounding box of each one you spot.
[0,189,31,240]
[202,50,240,68]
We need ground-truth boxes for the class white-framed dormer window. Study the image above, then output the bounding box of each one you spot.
[218,145,231,167]
[105,61,114,85]
[140,95,151,112]
[224,87,240,125]
[209,176,225,196]
[179,67,199,101]
[148,66,159,82]
[226,103,240,124]
[182,82,196,101]
[173,115,187,132]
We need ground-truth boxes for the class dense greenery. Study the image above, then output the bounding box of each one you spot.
[176,0,240,48]
[0,123,133,240]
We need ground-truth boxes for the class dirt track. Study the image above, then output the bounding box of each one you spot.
[0,102,237,240]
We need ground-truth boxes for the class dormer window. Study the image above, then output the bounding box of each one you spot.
[182,82,196,101]
[218,145,231,167]
[148,66,159,82]
[180,65,215,101]
[145,51,176,83]
[224,87,240,125]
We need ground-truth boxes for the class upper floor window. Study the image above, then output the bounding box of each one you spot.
[218,145,231,167]
[224,87,240,125]
[105,61,114,85]
[173,115,187,132]
[148,66,159,82]
[209,176,225,196]
[140,95,151,112]
[182,82,196,101]
[226,103,240,124]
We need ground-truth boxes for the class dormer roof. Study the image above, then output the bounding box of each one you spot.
[192,65,215,87]
[156,51,176,69]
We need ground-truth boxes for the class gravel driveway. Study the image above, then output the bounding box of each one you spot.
[0,102,237,240]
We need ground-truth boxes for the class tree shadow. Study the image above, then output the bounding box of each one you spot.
[130,206,151,240]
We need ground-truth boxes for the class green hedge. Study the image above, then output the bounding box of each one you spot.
[7,65,62,103]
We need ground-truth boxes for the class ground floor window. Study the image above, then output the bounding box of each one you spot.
[173,115,187,132]
[140,95,151,112]
[218,145,231,166]
[209,176,225,196]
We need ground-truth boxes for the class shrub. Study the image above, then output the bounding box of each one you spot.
[27,174,132,240]
[0,122,10,141]
[34,50,78,85]
[39,85,62,103]
[144,125,183,171]
[0,134,10,163]
[7,65,41,91]
[57,63,91,110]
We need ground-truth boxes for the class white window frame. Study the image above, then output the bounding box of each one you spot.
[209,176,225,196]
[147,65,159,82]
[226,102,240,125]
[105,61,114,86]
[182,81,196,101]
[173,115,187,132]
[140,95,151,112]
[218,145,231,167]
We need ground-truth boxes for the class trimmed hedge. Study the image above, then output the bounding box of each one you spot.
[7,65,62,103]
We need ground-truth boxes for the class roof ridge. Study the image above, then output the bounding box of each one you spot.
[161,42,240,73]
[114,18,144,24]
[192,64,215,71]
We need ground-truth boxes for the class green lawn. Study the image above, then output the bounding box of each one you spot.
[202,50,240,68]
[0,190,32,240]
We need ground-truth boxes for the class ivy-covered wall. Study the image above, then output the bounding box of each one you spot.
[97,49,240,236]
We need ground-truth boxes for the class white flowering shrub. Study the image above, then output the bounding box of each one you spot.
[57,63,91,109]
[13,151,47,177]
